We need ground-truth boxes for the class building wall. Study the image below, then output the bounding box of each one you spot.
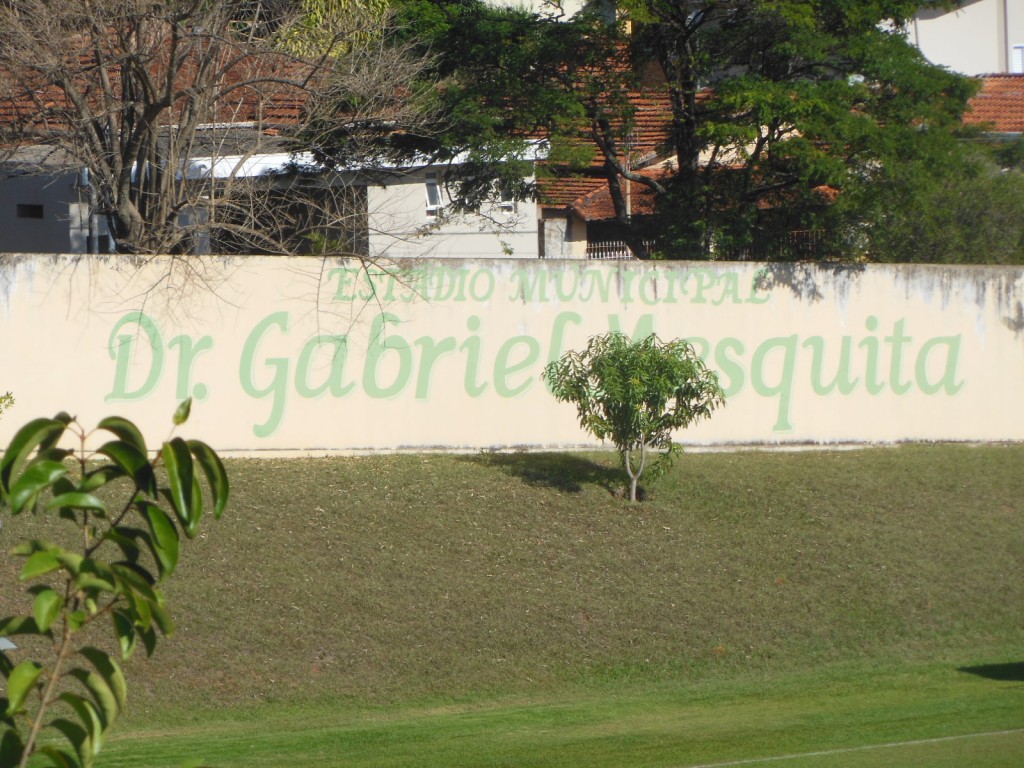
[908,0,1024,75]
[0,255,1021,454]
[367,171,540,259]
[486,0,588,18]
[0,172,82,254]
[0,166,539,259]
[540,211,590,259]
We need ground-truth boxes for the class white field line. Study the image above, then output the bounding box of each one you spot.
[680,728,1024,768]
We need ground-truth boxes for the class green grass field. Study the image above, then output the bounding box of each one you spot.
[3,444,1022,766]
[96,659,1023,767]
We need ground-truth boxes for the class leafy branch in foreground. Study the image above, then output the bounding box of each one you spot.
[0,400,228,768]
[543,332,725,502]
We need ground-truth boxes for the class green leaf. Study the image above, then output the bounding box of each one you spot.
[49,718,90,766]
[0,417,66,502]
[78,463,123,494]
[150,598,174,637]
[32,587,63,632]
[66,611,88,633]
[96,416,147,455]
[10,539,44,556]
[58,693,105,756]
[111,563,158,602]
[173,398,192,426]
[67,669,118,730]
[97,440,156,497]
[188,440,229,519]
[0,728,26,768]
[37,744,80,768]
[78,647,127,713]
[138,502,180,578]
[102,527,143,564]
[162,438,195,536]
[139,623,158,657]
[46,492,108,517]
[111,610,137,660]
[5,660,42,716]
[8,459,68,514]
[187,472,204,539]
[122,590,152,633]
[20,549,61,580]
[0,615,40,637]
[54,550,85,576]
[74,560,117,593]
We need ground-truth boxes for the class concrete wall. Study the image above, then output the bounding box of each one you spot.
[0,255,1021,454]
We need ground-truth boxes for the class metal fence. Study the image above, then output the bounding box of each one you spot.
[584,240,657,260]
[582,231,827,261]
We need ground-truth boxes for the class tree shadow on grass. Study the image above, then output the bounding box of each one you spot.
[958,662,1024,683]
[461,452,623,495]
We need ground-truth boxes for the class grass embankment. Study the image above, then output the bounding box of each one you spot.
[4,445,1023,766]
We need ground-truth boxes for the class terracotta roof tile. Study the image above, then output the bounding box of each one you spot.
[568,166,668,222]
[0,37,315,135]
[965,74,1024,133]
[565,88,675,169]
[536,172,605,207]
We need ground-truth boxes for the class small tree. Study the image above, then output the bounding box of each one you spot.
[0,400,228,768]
[0,393,12,418]
[543,332,725,502]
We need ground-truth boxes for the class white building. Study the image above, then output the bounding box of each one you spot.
[907,0,1024,75]
[0,145,543,259]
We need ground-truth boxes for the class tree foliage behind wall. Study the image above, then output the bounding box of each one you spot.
[381,0,1010,263]
[855,137,1024,265]
[621,0,978,259]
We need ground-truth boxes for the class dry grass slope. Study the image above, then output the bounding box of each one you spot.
[2,445,1021,719]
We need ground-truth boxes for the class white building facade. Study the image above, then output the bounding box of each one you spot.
[907,0,1024,75]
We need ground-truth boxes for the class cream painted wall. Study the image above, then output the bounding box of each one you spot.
[908,0,1024,75]
[0,255,1021,454]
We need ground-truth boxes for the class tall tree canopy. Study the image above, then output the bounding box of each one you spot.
[373,0,983,261]
[621,0,977,258]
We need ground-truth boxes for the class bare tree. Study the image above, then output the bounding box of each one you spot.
[0,0,436,256]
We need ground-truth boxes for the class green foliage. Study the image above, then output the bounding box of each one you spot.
[0,401,228,768]
[543,332,724,501]
[381,0,983,262]
[854,140,1024,264]
[275,0,389,58]
[352,0,604,210]
[626,0,977,259]
[0,393,12,419]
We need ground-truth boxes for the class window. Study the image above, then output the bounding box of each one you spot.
[16,203,44,219]
[425,173,442,216]
[1013,45,1024,74]
[497,185,516,213]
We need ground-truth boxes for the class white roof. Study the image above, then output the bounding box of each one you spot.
[182,142,549,180]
